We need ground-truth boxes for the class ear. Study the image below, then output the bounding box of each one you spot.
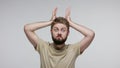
[50,29,52,33]
[67,30,70,35]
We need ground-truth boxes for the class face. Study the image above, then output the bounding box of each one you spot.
[51,23,69,45]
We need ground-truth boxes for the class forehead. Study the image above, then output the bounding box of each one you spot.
[53,23,67,29]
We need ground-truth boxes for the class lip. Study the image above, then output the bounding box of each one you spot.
[56,36,61,38]
[57,36,61,37]
[56,36,62,39]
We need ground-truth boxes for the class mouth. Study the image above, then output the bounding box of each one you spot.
[56,36,62,40]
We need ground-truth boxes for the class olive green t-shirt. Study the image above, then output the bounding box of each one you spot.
[36,38,81,68]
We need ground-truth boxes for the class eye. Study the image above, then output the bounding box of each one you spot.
[53,28,58,32]
[61,28,67,32]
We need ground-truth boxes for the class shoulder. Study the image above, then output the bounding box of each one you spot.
[35,38,49,51]
[68,42,81,48]
[67,42,81,55]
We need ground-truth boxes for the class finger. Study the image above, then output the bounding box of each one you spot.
[52,7,57,17]
[65,7,71,18]
[51,7,57,21]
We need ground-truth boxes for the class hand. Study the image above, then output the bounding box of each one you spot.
[51,7,57,21]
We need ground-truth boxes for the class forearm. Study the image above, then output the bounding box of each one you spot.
[65,8,95,53]
[24,21,52,47]
[24,21,52,32]
[69,21,95,37]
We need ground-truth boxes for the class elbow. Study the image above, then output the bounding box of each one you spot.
[24,24,29,31]
[24,24,31,32]
[90,30,95,38]
[91,30,95,36]
[88,30,95,38]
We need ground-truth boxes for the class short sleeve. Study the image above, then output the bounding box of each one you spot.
[70,42,81,56]
[35,37,49,53]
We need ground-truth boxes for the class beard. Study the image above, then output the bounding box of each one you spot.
[52,35,67,45]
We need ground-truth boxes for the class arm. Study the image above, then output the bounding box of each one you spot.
[24,8,57,49]
[65,8,95,54]
[24,21,52,49]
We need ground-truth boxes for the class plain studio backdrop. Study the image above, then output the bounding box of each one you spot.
[0,0,120,68]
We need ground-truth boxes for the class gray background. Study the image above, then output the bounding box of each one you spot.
[0,0,120,68]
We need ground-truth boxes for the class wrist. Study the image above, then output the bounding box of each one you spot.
[47,20,53,26]
[68,20,73,27]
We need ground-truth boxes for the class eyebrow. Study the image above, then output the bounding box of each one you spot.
[53,27,58,29]
[61,27,67,30]
[53,27,67,29]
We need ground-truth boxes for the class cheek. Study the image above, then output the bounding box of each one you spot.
[51,31,57,37]
[62,32,69,38]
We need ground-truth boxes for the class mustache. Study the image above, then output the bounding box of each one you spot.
[57,34,62,37]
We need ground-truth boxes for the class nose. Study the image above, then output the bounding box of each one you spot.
[57,33,61,36]
[58,30,62,34]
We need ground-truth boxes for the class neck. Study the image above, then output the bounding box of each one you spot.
[53,43,65,50]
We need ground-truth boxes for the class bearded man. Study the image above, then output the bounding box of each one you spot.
[24,8,95,68]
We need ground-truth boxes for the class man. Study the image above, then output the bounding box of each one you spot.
[24,8,95,68]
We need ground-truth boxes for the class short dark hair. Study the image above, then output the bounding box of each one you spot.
[51,17,69,30]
